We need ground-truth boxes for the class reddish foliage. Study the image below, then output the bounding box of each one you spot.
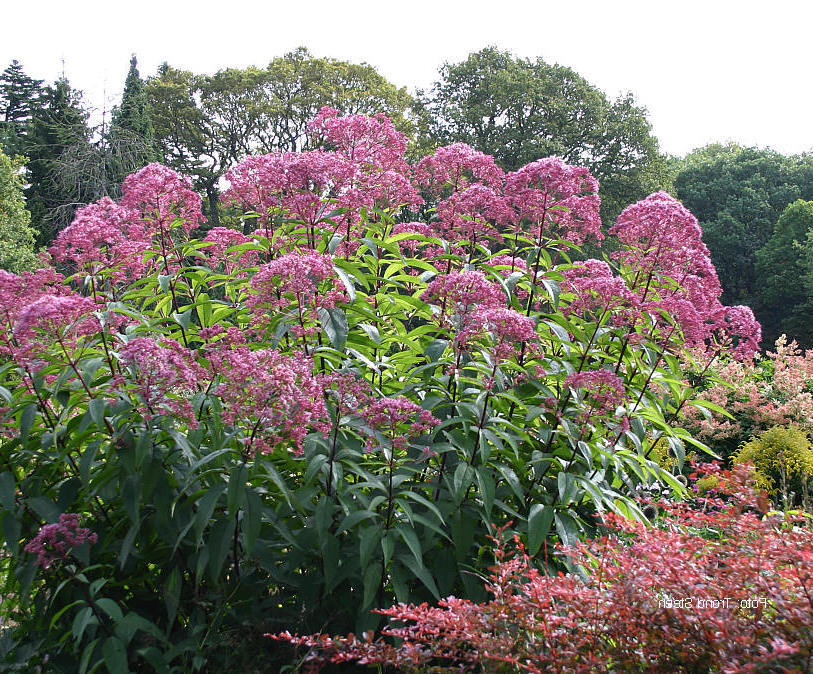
[272,464,813,673]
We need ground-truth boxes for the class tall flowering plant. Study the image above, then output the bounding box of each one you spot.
[0,109,758,670]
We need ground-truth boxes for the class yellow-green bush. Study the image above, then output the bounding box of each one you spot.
[734,425,813,507]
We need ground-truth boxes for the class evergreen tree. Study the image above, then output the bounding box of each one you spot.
[0,60,43,157]
[107,55,156,188]
[0,148,38,272]
[23,77,89,243]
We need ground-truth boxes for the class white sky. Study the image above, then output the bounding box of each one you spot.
[4,0,812,157]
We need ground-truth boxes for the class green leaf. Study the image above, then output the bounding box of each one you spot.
[243,488,262,555]
[28,496,60,523]
[122,475,140,524]
[227,463,247,518]
[0,472,16,511]
[119,521,140,569]
[102,636,128,673]
[164,567,181,628]
[398,554,440,600]
[362,563,382,610]
[96,598,123,624]
[72,606,95,641]
[527,504,554,556]
[397,525,422,567]
[88,398,106,430]
[19,403,36,444]
[318,306,349,351]
[207,517,235,580]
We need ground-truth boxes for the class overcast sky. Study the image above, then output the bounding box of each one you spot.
[4,0,812,157]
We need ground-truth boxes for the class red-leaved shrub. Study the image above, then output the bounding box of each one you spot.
[273,464,813,673]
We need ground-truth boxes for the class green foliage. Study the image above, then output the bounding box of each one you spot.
[0,60,42,158]
[755,200,813,346]
[674,145,813,345]
[0,148,38,272]
[146,49,416,225]
[22,78,89,244]
[734,425,813,508]
[0,189,704,670]
[421,47,671,224]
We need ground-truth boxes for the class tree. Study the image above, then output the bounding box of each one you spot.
[108,55,156,187]
[673,146,813,327]
[23,77,89,243]
[754,200,813,347]
[420,47,671,224]
[0,60,43,157]
[146,49,417,224]
[111,55,154,142]
[0,148,38,272]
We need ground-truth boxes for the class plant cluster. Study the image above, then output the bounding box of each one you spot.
[275,464,813,673]
[0,108,758,670]
[683,334,813,460]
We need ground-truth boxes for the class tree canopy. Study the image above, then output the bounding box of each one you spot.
[146,48,417,224]
[674,145,813,346]
[0,148,38,272]
[420,47,671,224]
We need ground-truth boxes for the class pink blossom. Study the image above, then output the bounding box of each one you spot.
[202,227,259,275]
[115,337,204,427]
[560,259,640,325]
[435,184,512,243]
[247,250,345,336]
[505,158,602,244]
[49,197,149,281]
[121,163,205,236]
[222,150,356,235]
[25,513,97,569]
[309,107,409,172]
[207,344,329,456]
[13,294,100,364]
[713,305,762,361]
[415,143,504,192]
[468,307,538,359]
[564,369,626,419]
[0,268,67,355]
[362,397,439,452]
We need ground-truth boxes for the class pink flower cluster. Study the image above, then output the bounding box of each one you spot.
[115,337,204,427]
[247,250,345,336]
[0,268,67,355]
[415,143,504,192]
[207,344,328,456]
[49,197,148,281]
[13,294,100,365]
[564,369,626,419]
[505,157,602,245]
[24,513,97,569]
[609,191,760,359]
[321,371,373,420]
[121,163,205,236]
[202,227,258,275]
[469,307,538,360]
[560,259,640,325]
[421,271,506,348]
[223,150,356,235]
[361,397,439,452]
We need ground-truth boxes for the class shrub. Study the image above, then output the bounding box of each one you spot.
[0,109,758,670]
[275,464,813,673]
[735,425,813,509]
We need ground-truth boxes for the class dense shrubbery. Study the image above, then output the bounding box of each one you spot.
[276,464,813,672]
[0,108,760,670]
